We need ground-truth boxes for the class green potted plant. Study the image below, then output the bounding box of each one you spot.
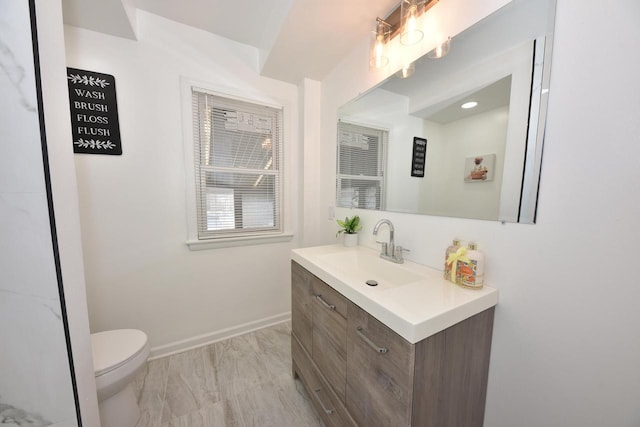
[336,215,362,247]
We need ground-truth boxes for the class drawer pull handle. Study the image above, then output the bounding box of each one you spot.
[314,388,335,414]
[356,326,389,354]
[315,294,336,310]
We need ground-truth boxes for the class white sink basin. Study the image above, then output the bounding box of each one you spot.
[318,250,424,289]
[292,244,498,343]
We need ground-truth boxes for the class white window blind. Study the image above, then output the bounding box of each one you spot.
[336,121,387,210]
[192,89,283,239]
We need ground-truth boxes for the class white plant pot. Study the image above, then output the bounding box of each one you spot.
[343,233,358,247]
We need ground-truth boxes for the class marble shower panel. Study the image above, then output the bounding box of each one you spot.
[0,0,78,425]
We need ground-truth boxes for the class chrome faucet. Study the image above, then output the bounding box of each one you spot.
[372,219,408,263]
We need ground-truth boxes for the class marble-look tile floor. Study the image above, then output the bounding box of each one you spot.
[132,322,324,427]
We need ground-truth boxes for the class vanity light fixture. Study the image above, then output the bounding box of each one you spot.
[370,18,392,68]
[400,0,425,46]
[370,0,445,70]
[461,101,478,109]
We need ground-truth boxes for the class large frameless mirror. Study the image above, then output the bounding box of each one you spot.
[337,0,556,223]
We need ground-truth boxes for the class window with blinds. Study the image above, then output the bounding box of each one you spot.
[192,89,283,239]
[336,121,387,210]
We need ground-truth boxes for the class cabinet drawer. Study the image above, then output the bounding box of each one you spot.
[311,277,347,319]
[346,301,415,427]
[292,335,355,427]
[292,261,313,354]
[311,277,347,402]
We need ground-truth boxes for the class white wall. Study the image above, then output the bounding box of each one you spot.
[64,10,300,355]
[424,106,508,220]
[385,112,424,213]
[300,78,322,247]
[319,0,640,425]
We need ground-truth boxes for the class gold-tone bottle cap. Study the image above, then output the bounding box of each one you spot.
[453,239,461,246]
[468,242,477,250]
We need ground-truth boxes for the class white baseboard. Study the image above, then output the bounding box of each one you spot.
[148,312,291,360]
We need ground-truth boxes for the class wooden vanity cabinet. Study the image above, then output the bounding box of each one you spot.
[291,261,495,427]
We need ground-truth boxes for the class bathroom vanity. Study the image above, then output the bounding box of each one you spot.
[291,245,498,427]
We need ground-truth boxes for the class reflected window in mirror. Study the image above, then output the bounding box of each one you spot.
[336,121,387,210]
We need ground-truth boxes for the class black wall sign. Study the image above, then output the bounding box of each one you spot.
[67,68,122,155]
[411,137,427,177]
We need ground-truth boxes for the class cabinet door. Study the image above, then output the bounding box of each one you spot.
[412,307,495,427]
[291,261,313,354]
[346,301,415,427]
[311,277,347,402]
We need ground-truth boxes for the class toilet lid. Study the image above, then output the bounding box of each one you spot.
[92,329,148,376]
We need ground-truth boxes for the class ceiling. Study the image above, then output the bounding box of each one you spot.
[421,75,512,124]
[61,0,399,84]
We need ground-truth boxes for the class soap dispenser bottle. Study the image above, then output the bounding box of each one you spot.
[458,242,484,289]
[443,239,461,280]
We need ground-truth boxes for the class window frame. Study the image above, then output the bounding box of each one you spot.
[181,78,293,250]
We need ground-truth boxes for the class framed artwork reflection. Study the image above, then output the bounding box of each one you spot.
[464,153,496,182]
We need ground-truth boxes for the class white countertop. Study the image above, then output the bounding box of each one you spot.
[291,244,498,344]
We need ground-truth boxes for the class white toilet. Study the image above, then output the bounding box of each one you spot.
[91,329,150,427]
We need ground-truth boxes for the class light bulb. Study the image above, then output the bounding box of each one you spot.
[401,1,424,46]
[408,9,417,32]
[370,19,390,68]
[375,38,384,68]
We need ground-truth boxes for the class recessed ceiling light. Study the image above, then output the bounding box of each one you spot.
[461,101,478,109]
